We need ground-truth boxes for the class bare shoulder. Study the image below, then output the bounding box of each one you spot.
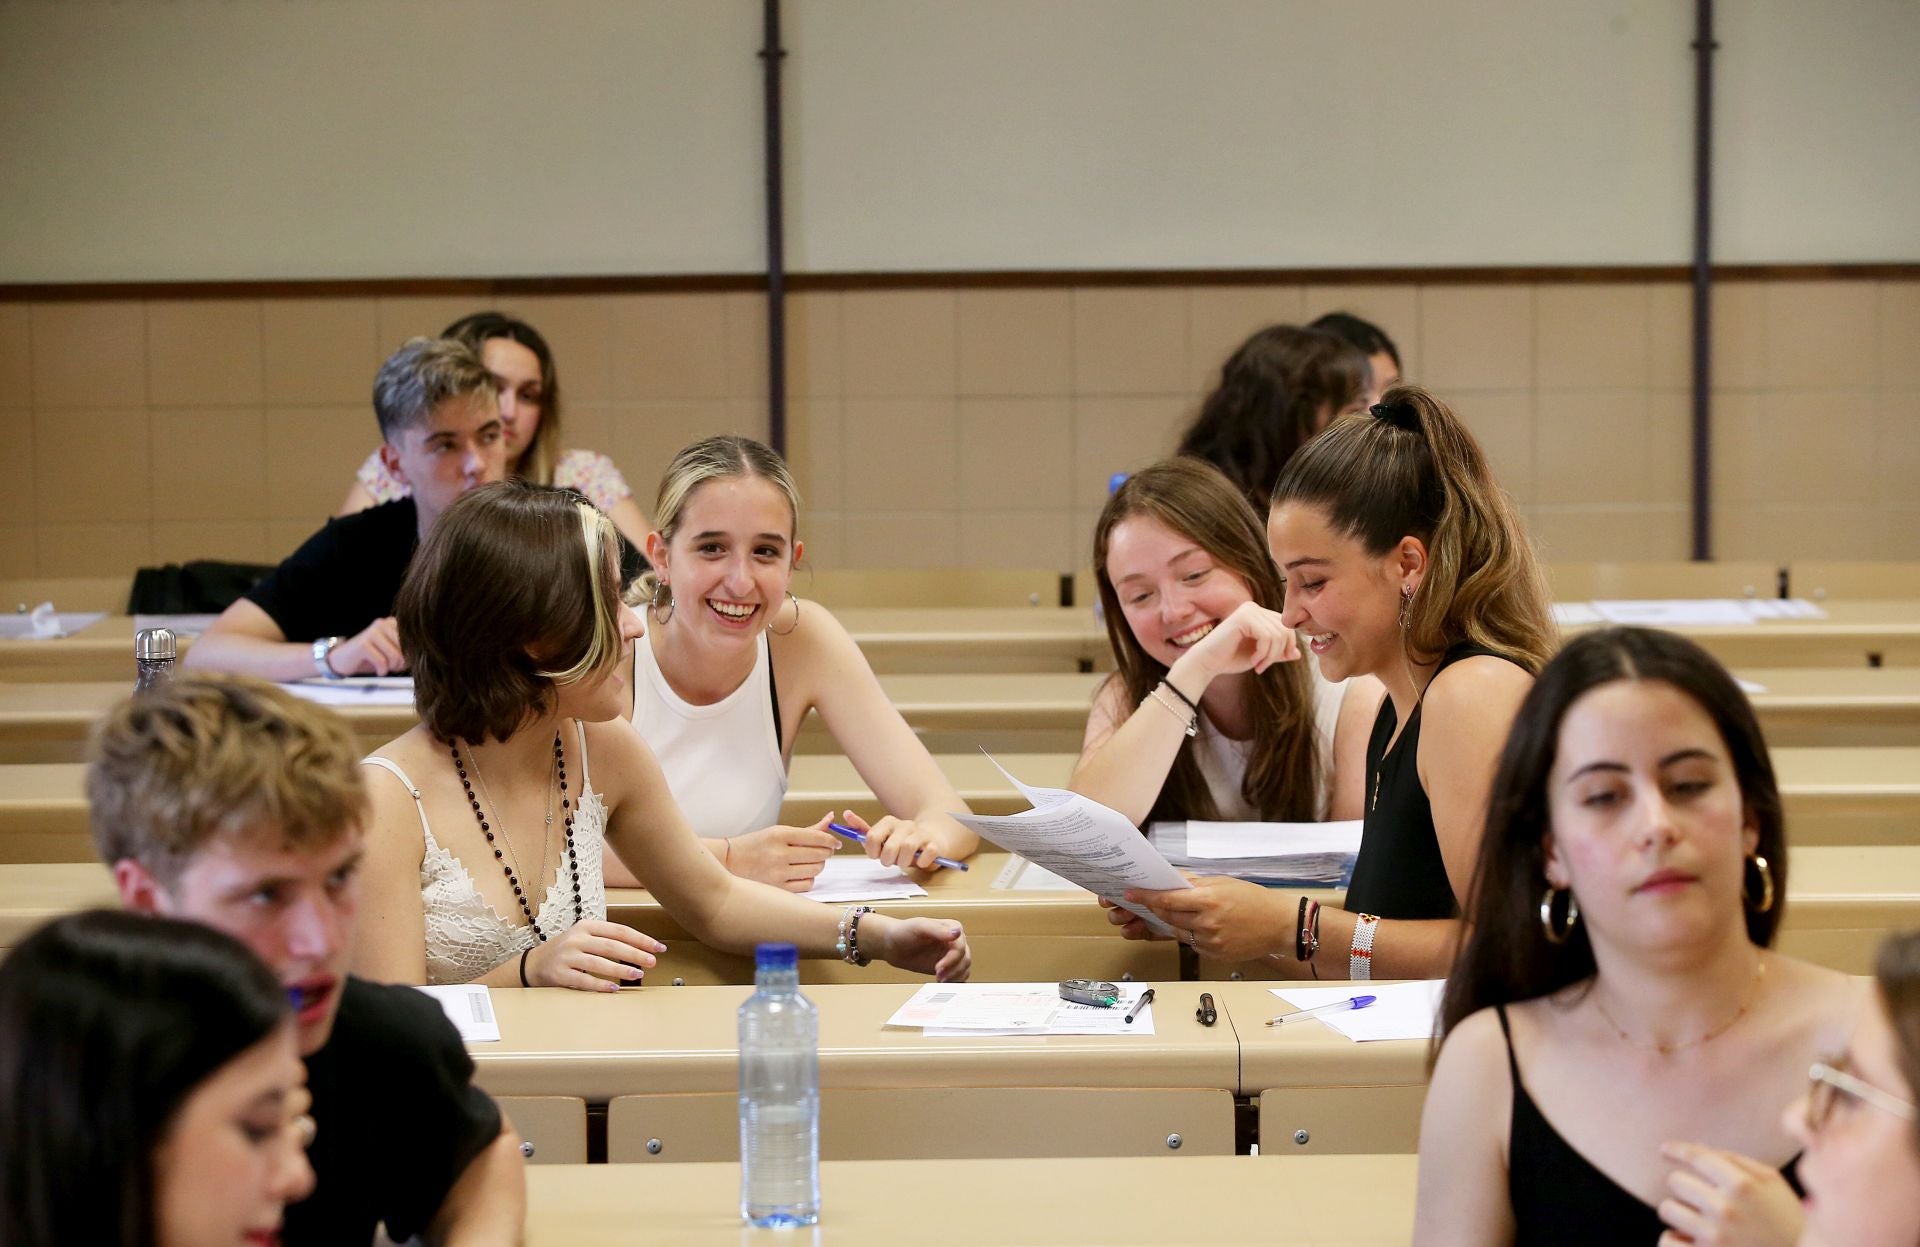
[581,716,661,802]
[768,598,871,698]
[1433,1004,1514,1090]
[1766,951,1869,1034]
[362,729,435,801]
[1425,653,1533,720]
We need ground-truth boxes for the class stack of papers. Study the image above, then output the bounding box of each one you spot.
[1150,819,1361,887]
[1269,980,1444,1042]
[416,983,501,1043]
[886,982,1155,1036]
[798,855,929,903]
[283,676,417,706]
[1584,599,1828,628]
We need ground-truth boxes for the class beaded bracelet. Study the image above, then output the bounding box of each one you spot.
[846,907,875,967]
[1145,686,1198,737]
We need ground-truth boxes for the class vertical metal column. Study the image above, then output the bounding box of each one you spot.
[1690,0,1717,560]
[760,0,789,455]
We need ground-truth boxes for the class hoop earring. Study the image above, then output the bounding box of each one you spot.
[1539,885,1579,945]
[648,578,675,625]
[1744,853,1776,913]
[1398,583,1415,632]
[768,590,801,637]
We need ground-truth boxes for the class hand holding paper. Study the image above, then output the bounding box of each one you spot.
[1124,874,1295,961]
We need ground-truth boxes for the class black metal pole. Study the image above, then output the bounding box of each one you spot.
[760,0,788,456]
[1690,0,1716,560]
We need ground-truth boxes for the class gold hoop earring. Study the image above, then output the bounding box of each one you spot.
[1744,854,1776,913]
[648,578,675,625]
[1398,583,1415,632]
[768,590,801,637]
[1540,885,1579,944]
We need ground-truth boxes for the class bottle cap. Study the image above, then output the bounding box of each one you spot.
[754,942,798,971]
[135,628,177,662]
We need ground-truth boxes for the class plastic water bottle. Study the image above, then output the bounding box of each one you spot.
[134,628,177,693]
[738,942,820,1228]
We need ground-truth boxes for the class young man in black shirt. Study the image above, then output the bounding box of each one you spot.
[185,336,508,681]
[89,675,525,1246]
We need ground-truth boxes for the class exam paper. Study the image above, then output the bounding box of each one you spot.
[1591,600,1758,627]
[283,677,417,707]
[1182,819,1363,861]
[1550,602,1604,626]
[990,857,1088,892]
[415,983,501,1043]
[949,756,1189,936]
[886,982,1156,1037]
[798,855,929,904]
[1270,979,1445,1042]
[134,613,222,638]
[0,605,106,639]
[1743,598,1827,621]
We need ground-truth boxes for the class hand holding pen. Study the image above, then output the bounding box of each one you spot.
[828,810,970,872]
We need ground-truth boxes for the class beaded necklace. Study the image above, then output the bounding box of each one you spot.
[452,731,583,941]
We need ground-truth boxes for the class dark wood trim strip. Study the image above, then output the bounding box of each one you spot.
[2,262,1913,302]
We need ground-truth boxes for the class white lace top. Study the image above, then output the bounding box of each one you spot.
[362,722,610,985]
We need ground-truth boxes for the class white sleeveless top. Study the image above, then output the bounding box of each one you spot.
[361,721,610,986]
[1191,665,1346,820]
[630,632,788,838]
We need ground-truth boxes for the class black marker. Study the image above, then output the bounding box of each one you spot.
[1195,992,1217,1027]
[1124,987,1155,1025]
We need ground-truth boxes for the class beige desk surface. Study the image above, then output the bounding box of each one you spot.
[1561,600,1920,667]
[0,607,1112,682]
[526,1154,1416,1246]
[474,980,1238,1102]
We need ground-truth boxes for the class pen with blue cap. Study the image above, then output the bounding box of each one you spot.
[828,822,969,872]
[1266,994,1376,1027]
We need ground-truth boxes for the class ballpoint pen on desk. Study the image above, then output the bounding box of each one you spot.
[1123,988,1155,1024]
[1265,995,1376,1027]
[827,823,970,872]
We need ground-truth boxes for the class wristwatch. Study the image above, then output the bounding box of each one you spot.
[312,636,345,680]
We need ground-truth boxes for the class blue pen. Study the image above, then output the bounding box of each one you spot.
[1265,994,1377,1027]
[827,823,969,872]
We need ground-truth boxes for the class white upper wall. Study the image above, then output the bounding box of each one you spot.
[0,0,1911,282]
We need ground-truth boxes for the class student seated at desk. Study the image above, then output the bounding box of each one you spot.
[1309,311,1402,408]
[338,311,652,551]
[355,481,971,990]
[0,910,315,1247]
[184,336,507,681]
[1788,930,1920,1247]
[623,435,979,890]
[88,676,525,1246]
[1119,387,1552,978]
[1416,628,1857,1247]
[1072,457,1380,828]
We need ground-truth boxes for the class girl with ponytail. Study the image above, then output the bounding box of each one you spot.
[1115,385,1551,981]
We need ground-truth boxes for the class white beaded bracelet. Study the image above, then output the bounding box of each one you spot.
[1349,913,1380,981]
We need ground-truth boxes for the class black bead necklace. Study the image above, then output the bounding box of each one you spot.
[452,731,583,941]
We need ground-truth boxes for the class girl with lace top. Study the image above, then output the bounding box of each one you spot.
[1119,387,1551,979]
[337,312,651,551]
[1416,627,1858,1247]
[1072,457,1380,832]
[352,481,970,990]
[618,436,979,892]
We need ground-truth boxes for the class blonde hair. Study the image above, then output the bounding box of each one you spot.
[637,435,801,602]
[1271,384,1555,674]
[1093,458,1321,825]
[86,676,369,880]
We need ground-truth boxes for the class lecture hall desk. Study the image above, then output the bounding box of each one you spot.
[11,666,1920,761]
[0,606,1113,682]
[525,1154,1417,1246]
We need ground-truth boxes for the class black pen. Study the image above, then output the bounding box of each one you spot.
[1195,992,1217,1027]
[1124,987,1155,1024]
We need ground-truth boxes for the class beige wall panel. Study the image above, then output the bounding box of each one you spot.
[958,398,1072,511]
[1712,284,1770,390]
[957,290,1074,397]
[1071,289,1189,396]
[840,292,958,400]
[1762,391,1877,506]
[1648,284,1693,391]
[1763,282,1881,391]
[1447,391,1534,506]
[150,408,268,522]
[0,527,36,579]
[960,510,1076,571]
[33,408,150,524]
[1876,390,1920,513]
[798,512,846,570]
[1303,286,1422,381]
[0,410,32,518]
[491,295,617,405]
[265,406,379,524]
[1527,507,1654,564]
[36,523,153,578]
[0,308,30,407]
[1646,390,1693,510]
[1186,287,1308,392]
[608,294,734,402]
[374,298,491,353]
[151,521,271,566]
[840,511,961,569]
[1070,396,1186,511]
[1535,391,1652,506]
[786,398,844,513]
[1881,283,1920,390]
[842,398,958,512]
[1416,286,1534,392]
[261,299,383,406]
[28,303,146,408]
[785,292,844,400]
[1709,390,1768,509]
[146,301,264,407]
[1535,285,1652,390]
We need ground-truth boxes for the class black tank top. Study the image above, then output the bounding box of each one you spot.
[1496,1005,1801,1244]
[1346,641,1509,919]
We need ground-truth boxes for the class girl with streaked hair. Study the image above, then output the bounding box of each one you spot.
[353,480,970,991]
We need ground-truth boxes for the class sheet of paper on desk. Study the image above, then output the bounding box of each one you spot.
[1550,602,1604,626]
[990,857,1089,892]
[1182,819,1362,861]
[0,607,107,639]
[1592,600,1757,627]
[283,677,417,706]
[800,856,928,903]
[949,755,1189,937]
[415,984,501,1043]
[134,613,222,638]
[887,982,1155,1036]
[1271,979,1444,1042]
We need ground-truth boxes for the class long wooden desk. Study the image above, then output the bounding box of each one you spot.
[15,666,1920,762]
[525,1154,1417,1245]
[0,607,1115,682]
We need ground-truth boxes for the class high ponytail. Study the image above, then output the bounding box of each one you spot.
[1271,384,1554,675]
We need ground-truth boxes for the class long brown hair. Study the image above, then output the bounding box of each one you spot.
[1271,383,1554,675]
[1877,931,1920,1148]
[1438,628,1788,1044]
[1092,458,1321,827]
[443,312,562,485]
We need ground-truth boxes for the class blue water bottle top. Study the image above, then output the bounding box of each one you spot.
[755,942,798,971]
[1108,471,1129,494]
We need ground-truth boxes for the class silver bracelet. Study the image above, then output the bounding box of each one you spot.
[1145,686,1198,737]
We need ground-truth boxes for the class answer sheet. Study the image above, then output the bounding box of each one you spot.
[415,983,501,1043]
[886,982,1155,1036]
[1181,819,1363,860]
[1270,979,1444,1042]
[949,756,1189,936]
[282,676,417,706]
[799,855,929,903]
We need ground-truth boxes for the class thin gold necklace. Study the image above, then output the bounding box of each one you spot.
[1591,956,1767,1056]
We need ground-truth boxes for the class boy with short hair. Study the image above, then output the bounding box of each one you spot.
[89,674,525,1246]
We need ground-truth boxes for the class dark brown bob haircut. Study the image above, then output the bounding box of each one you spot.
[398,480,623,744]
[1438,626,1788,1044]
